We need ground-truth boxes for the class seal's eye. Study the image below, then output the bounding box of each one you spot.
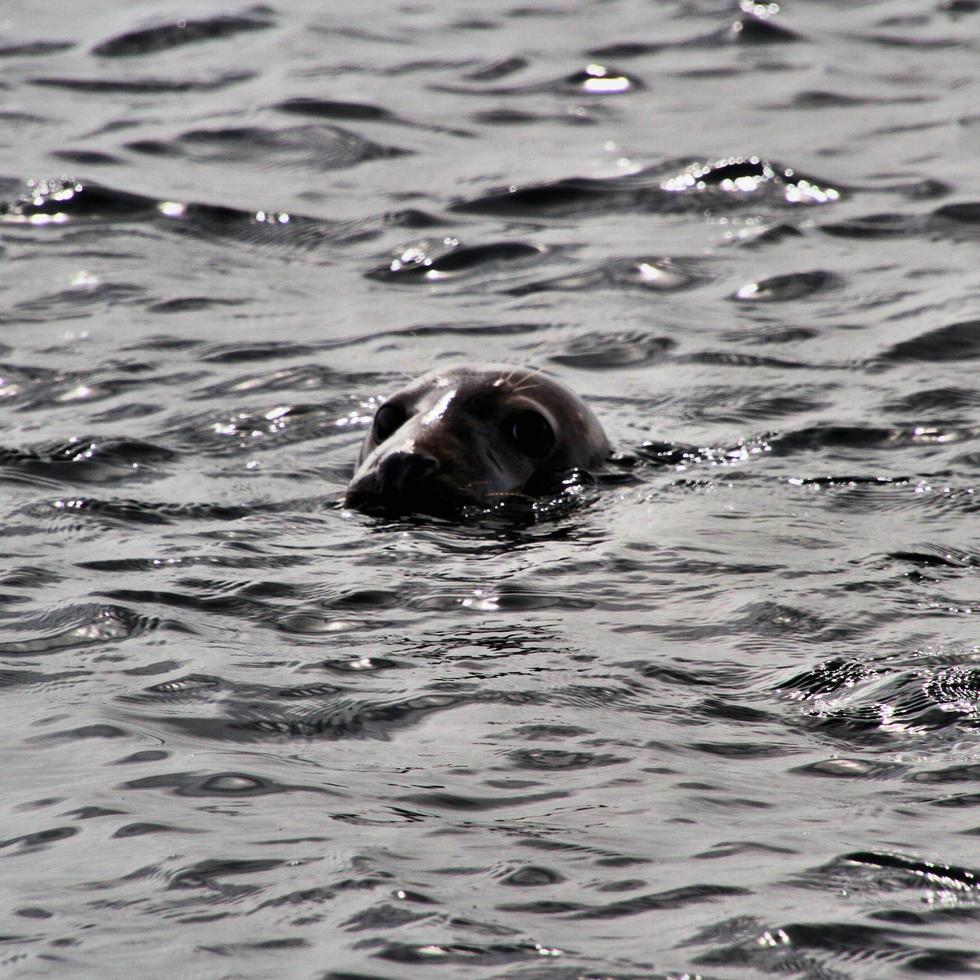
[509,410,555,459]
[373,403,406,443]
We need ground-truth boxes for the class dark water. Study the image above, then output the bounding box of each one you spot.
[1,0,979,975]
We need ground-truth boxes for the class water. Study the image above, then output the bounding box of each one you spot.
[1,0,978,975]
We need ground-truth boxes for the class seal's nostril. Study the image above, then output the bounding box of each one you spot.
[378,452,440,495]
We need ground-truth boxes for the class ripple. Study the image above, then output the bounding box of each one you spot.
[729,9,802,43]
[703,391,831,424]
[147,296,247,314]
[910,762,980,784]
[275,93,472,138]
[274,96,399,123]
[788,90,929,108]
[888,547,979,570]
[732,270,842,302]
[933,201,980,228]
[397,788,568,812]
[314,656,404,673]
[341,901,434,931]
[882,318,980,362]
[680,351,811,369]
[374,941,556,967]
[170,857,288,890]
[0,667,91,691]
[631,658,755,688]
[463,57,529,81]
[166,395,303,450]
[883,176,952,200]
[767,424,967,456]
[0,41,74,57]
[0,179,158,223]
[509,257,709,296]
[568,883,751,920]
[129,674,222,702]
[200,340,316,364]
[587,41,663,59]
[30,71,255,93]
[821,212,927,238]
[860,30,964,50]
[548,331,675,369]
[437,62,642,96]
[886,381,980,413]
[475,106,603,127]
[453,156,841,218]
[366,238,547,283]
[781,655,980,743]
[793,849,980,894]
[51,149,121,166]
[92,12,273,57]
[791,758,908,779]
[0,177,350,251]
[113,750,168,765]
[0,281,146,327]
[158,692,480,741]
[0,603,152,656]
[694,917,978,974]
[121,770,335,798]
[0,826,78,853]
[452,175,623,217]
[660,156,841,205]
[558,63,641,94]
[139,124,408,171]
[506,748,627,770]
[30,723,129,743]
[37,496,254,527]
[499,865,564,886]
[0,437,176,485]
[593,8,801,59]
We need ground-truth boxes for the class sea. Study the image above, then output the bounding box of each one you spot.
[1,0,978,975]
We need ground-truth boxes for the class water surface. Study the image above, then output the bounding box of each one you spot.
[1,0,978,975]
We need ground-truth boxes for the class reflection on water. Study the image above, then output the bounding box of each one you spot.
[0,0,978,974]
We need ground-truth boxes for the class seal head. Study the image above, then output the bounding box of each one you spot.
[345,364,610,517]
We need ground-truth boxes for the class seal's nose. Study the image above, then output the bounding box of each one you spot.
[377,451,439,496]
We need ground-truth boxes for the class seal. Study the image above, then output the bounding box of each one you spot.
[345,364,610,517]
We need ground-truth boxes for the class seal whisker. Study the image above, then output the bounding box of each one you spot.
[508,370,541,393]
[504,368,536,391]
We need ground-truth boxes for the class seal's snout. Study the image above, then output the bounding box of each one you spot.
[345,449,445,514]
[377,451,439,495]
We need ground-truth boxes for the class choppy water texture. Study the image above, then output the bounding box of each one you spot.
[1,0,979,975]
